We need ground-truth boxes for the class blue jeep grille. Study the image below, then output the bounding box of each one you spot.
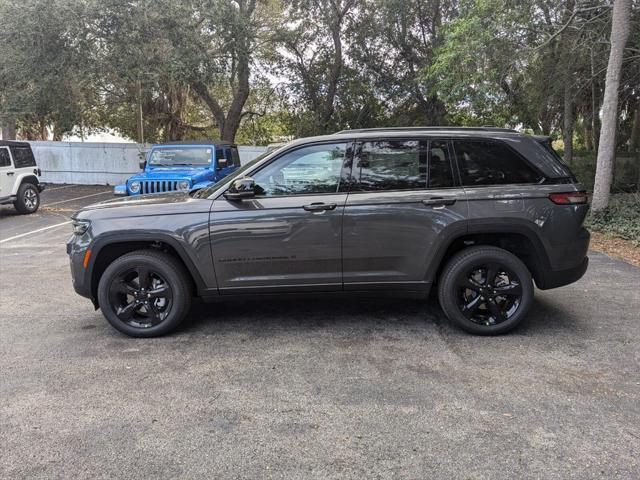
[140,180,180,194]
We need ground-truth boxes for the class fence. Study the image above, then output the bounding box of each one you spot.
[28,141,268,185]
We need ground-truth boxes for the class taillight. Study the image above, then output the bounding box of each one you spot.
[548,191,588,205]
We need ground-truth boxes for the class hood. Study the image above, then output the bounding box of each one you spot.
[128,167,209,182]
[72,191,214,221]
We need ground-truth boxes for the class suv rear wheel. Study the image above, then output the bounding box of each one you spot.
[438,246,533,335]
[97,250,192,337]
[14,182,40,214]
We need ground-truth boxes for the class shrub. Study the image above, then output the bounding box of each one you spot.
[586,193,640,245]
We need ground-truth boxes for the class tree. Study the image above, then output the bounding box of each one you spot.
[592,0,632,212]
[187,0,279,142]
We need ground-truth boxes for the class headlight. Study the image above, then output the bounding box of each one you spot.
[178,180,190,191]
[72,219,91,235]
[129,181,140,193]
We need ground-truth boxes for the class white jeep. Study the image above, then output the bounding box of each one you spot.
[0,141,45,214]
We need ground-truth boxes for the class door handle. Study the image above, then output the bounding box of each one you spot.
[6,172,14,175]
[422,197,456,207]
[303,202,337,212]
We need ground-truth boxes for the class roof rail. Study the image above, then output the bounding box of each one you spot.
[334,126,518,134]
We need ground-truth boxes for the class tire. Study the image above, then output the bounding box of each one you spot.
[97,250,192,337]
[13,182,40,214]
[437,246,534,335]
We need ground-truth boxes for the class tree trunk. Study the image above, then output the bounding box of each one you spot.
[563,80,574,164]
[1,120,16,140]
[629,99,640,153]
[591,0,631,213]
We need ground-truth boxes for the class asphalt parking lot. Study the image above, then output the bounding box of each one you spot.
[1,185,639,479]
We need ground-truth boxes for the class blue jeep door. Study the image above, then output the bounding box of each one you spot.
[215,146,238,179]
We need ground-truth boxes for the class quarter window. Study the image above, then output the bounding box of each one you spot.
[0,148,11,167]
[252,143,348,196]
[11,146,36,168]
[453,139,541,186]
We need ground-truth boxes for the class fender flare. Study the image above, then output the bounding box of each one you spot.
[191,180,215,192]
[424,219,552,283]
[11,174,39,195]
[88,232,210,297]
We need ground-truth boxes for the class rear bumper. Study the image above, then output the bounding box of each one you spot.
[537,256,589,290]
[37,183,46,192]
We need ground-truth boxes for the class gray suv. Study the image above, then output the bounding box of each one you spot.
[67,127,590,337]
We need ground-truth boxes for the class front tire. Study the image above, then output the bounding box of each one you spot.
[14,183,40,214]
[438,246,534,335]
[97,250,192,337]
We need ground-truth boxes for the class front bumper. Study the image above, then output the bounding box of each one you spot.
[67,235,95,304]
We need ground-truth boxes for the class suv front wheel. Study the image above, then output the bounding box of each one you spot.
[14,182,40,214]
[97,250,192,337]
[438,246,534,335]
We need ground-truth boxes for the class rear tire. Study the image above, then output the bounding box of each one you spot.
[437,246,533,335]
[13,183,40,214]
[97,250,192,337]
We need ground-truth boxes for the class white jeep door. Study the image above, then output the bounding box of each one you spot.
[0,146,15,201]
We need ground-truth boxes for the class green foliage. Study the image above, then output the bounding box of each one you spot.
[570,152,639,193]
[586,193,640,244]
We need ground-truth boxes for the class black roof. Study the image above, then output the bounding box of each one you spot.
[335,126,518,134]
[0,140,31,147]
[159,140,235,147]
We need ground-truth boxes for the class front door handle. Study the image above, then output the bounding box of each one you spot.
[6,172,14,176]
[422,196,457,207]
[303,202,337,212]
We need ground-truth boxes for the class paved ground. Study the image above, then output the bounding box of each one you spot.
[1,186,639,479]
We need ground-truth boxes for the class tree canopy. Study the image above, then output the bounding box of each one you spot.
[0,0,638,154]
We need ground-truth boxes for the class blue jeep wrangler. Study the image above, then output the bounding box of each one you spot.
[114,141,241,196]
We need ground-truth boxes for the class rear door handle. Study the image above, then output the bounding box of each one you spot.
[6,172,14,176]
[303,202,337,212]
[422,196,457,207]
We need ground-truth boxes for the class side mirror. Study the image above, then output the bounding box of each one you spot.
[224,177,256,200]
[139,160,147,170]
[216,158,229,170]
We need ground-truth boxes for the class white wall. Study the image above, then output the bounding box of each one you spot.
[28,141,267,185]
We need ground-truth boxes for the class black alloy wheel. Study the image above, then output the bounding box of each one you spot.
[456,262,523,326]
[97,250,192,337]
[438,246,533,335]
[108,266,174,328]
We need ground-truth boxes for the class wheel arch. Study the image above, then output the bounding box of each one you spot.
[12,174,39,194]
[89,234,207,304]
[428,224,551,288]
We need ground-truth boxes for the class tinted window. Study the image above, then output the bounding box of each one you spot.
[354,140,426,191]
[428,140,454,188]
[453,140,541,186]
[149,147,212,165]
[253,143,348,196]
[11,146,36,168]
[0,148,11,167]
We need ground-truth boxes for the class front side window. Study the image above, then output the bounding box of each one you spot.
[11,146,35,168]
[0,148,11,168]
[252,143,348,196]
[453,139,541,186]
[149,147,212,166]
[354,140,426,191]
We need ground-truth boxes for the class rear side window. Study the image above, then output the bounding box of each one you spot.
[354,140,426,191]
[10,146,36,168]
[0,148,11,167]
[353,139,454,191]
[453,139,541,186]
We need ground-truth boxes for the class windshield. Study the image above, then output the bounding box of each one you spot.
[192,150,273,199]
[149,147,213,166]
